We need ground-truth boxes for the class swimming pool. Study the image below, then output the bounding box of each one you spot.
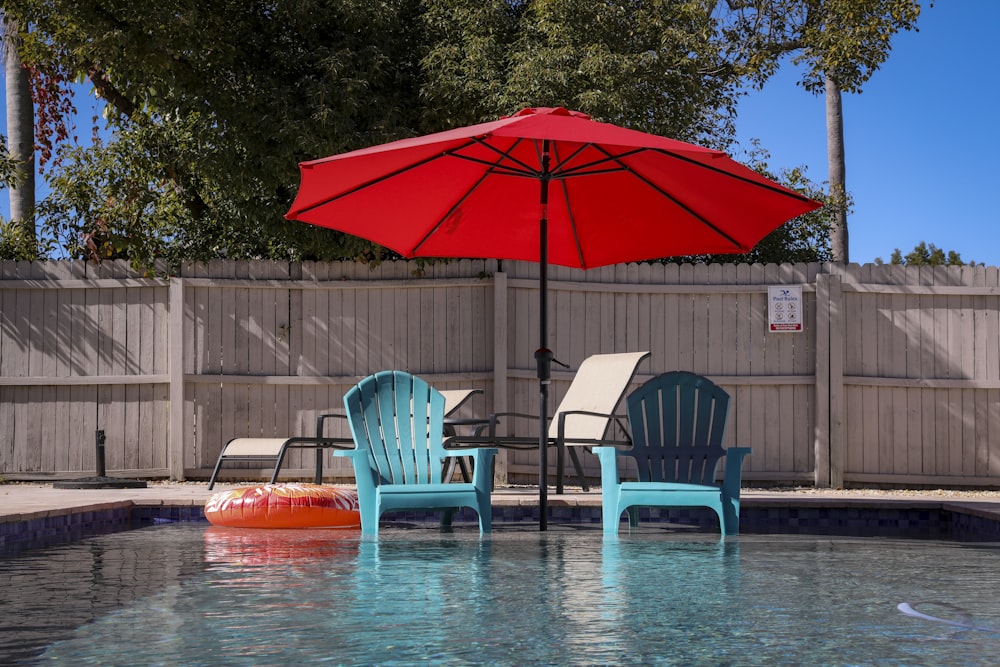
[4,523,1000,665]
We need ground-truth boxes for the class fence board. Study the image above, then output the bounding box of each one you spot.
[990,388,1000,478]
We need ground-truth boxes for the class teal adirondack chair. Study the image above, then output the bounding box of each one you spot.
[594,371,751,537]
[337,371,497,535]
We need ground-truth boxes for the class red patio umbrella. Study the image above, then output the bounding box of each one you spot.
[286,106,821,528]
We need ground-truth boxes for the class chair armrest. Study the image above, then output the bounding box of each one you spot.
[444,417,492,428]
[466,447,498,489]
[722,446,752,499]
[486,412,542,438]
[333,448,377,496]
[316,412,349,438]
[555,410,631,447]
[592,446,621,483]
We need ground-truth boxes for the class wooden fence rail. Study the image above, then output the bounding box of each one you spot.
[2,259,999,489]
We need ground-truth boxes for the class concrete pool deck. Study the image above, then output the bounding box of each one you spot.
[4,481,1000,530]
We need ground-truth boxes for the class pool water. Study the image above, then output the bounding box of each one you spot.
[4,523,1000,666]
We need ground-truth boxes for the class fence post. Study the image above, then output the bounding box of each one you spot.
[828,272,844,488]
[815,273,831,487]
[168,277,186,480]
[493,270,508,484]
[815,270,845,488]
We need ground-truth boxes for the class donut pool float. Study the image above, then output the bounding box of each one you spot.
[204,483,360,529]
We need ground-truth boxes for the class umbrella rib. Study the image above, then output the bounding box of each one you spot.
[293,140,483,216]
[409,170,492,256]
[590,144,748,250]
[412,136,547,255]
[649,147,818,205]
[558,143,814,207]
[449,152,537,178]
[453,137,541,177]
[549,142,590,267]
[556,177,588,267]
[550,145,640,179]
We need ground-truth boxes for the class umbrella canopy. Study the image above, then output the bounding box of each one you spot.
[286,106,822,529]
[287,107,819,269]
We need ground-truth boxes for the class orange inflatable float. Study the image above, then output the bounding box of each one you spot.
[204,483,360,529]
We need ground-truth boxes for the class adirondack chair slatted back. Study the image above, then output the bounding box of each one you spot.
[626,371,730,485]
[344,371,447,485]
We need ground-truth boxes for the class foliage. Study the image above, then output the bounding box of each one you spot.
[0,134,19,187]
[787,0,923,95]
[0,135,41,260]
[736,166,836,264]
[5,0,429,269]
[877,242,973,267]
[420,0,774,146]
[0,217,39,259]
[1,0,918,269]
[723,0,922,263]
[676,143,836,265]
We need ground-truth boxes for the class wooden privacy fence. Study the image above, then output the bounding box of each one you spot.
[2,259,1000,489]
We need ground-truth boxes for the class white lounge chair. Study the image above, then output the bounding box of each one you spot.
[447,351,650,492]
[208,388,483,489]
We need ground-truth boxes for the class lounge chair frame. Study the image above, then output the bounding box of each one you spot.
[207,388,483,490]
[445,351,650,492]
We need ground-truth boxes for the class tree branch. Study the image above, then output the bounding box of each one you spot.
[87,65,137,119]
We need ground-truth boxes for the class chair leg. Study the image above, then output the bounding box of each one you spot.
[714,507,727,536]
[604,506,623,536]
[477,486,492,533]
[442,457,473,483]
[567,447,589,492]
[270,443,291,484]
[627,507,640,529]
[722,495,739,536]
[556,446,590,493]
[360,503,380,536]
[556,444,566,494]
[208,458,226,490]
[441,508,455,527]
[314,447,324,484]
[477,506,492,534]
[442,458,458,482]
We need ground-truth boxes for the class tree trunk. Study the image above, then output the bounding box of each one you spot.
[825,73,848,263]
[3,15,36,242]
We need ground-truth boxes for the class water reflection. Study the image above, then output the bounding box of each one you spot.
[0,526,205,663]
[203,526,360,566]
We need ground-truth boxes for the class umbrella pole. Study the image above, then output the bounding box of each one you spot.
[536,253,550,531]
[535,142,552,531]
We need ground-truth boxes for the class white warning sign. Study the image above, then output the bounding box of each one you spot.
[768,285,803,332]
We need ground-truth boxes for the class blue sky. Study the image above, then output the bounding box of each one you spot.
[735,0,1000,266]
[4,1,997,266]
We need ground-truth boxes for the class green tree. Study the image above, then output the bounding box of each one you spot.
[5,0,430,268]
[0,135,18,188]
[2,12,36,257]
[761,0,922,263]
[2,0,919,269]
[421,0,779,146]
[878,242,972,267]
[678,141,838,265]
[0,132,38,260]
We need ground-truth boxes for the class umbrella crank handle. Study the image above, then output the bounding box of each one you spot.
[535,349,569,382]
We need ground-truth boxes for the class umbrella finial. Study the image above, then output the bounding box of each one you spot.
[507,107,591,120]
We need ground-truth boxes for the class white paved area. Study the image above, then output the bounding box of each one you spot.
[3,481,1000,523]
